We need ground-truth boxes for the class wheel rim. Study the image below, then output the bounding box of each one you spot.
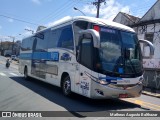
[63,79,71,95]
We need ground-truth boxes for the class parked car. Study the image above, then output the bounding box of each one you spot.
[11,55,17,60]
[4,54,11,57]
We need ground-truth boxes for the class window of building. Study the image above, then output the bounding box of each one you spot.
[145,32,154,43]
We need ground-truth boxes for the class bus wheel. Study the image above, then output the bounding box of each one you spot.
[24,67,29,80]
[62,76,71,96]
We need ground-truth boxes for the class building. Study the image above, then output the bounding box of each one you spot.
[0,40,21,56]
[0,41,13,56]
[113,0,160,91]
[14,40,21,55]
[113,12,140,26]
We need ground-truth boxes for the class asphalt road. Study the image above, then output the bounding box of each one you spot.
[0,56,160,120]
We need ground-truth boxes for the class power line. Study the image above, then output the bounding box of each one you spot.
[0,14,40,26]
[69,0,92,4]
[40,1,76,22]
[37,1,72,23]
[51,2,77,20]
[38,0,89,23]
[0,11,35,22]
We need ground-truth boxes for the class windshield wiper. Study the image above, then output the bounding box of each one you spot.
[103,68,121,77]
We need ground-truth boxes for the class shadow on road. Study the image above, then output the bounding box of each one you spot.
[10,76,144,117]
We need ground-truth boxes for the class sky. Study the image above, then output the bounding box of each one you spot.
[0,0,157,41]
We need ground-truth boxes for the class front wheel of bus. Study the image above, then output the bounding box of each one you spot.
[62,76,71,96]
[24,67,29,80]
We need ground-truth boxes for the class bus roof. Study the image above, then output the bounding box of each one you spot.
[73,16,134,32]
[24,16,135,40]
[48,16,135,33]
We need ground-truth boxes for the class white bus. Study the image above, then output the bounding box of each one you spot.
[19,16,154,99]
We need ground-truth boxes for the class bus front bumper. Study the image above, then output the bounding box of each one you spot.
[91,83,143,99]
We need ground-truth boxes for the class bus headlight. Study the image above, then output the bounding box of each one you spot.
[92,77,108,85]
[99,79,108,85]
[84,72,108,85]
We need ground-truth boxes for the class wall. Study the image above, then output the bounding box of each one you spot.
[134,23,160,90]
[113,13,134,26]
[143,70,160,90]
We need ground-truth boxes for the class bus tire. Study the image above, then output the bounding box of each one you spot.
[62,76,72,96]
[24,67,29,80]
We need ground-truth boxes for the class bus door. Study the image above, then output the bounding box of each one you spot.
[31,38,38,77]
[76,33,94,97]
[31,33,47,80]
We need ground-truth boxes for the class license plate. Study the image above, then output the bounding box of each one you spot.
[119,94,128,98]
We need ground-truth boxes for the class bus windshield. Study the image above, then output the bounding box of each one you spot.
[99,26,143,77]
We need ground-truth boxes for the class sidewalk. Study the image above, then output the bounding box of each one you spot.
[142,88,160,98]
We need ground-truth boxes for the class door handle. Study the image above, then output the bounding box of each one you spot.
[80,73,83,76]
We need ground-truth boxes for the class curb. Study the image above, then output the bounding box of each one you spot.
[142,91,160,98]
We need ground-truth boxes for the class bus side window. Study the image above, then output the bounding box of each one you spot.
[21,38,33,51]
[73,21,89,46]
[47,30,59,49]
[35,32,48,51]
[57,25,74,50]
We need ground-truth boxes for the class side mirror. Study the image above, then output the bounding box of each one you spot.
[139,39,154,59]
[79,29,100,48]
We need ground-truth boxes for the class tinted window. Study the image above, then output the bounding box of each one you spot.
[145,32,154,43]
[21,37,33,51]
[121,31,142,74]
[100,27,121,72]
[73,21,89,46]
[35,31,48,51]
[80,37,93,69]
[47,29,60,49]
[57,25,74,50]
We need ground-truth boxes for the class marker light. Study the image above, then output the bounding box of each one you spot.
[93,25,100,32]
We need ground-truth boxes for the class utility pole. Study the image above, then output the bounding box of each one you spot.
[8,36,15,55]
[0,39,2,55]
[0,39,2,49]
[93,0,106,18]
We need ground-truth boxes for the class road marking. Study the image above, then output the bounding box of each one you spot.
[128,98,160,108]
[140,104,160,111]
[0,72,6,76]
[134,100,143,105]
[123,98,160,111]
[9,73,18,76]
[125,99,160,111]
